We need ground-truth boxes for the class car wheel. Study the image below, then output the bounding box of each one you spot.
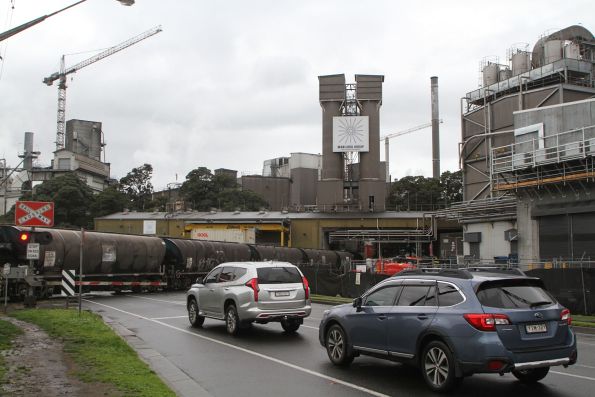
[188,299,205,328]
[281,318,300,333]
[512,367,550,383]
[421,340,461,393]
[225,304,241,336]
[325,324,354,366]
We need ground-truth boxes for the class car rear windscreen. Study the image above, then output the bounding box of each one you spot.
[257,267,302,284]
[476,279,555,309]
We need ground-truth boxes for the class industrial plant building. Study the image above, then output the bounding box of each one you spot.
[457,25,595,265]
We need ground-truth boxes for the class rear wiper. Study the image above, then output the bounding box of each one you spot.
[530,301,552,308]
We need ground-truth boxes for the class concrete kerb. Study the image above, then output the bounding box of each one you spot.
[99,314,212,397]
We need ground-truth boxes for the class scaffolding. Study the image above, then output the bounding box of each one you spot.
[491,124,595,191]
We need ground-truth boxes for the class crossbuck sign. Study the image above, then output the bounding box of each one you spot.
[15,201,55,227]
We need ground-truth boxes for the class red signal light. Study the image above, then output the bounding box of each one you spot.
[19,232,30,243]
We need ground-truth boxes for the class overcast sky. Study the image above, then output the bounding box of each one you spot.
[1,0,593,190]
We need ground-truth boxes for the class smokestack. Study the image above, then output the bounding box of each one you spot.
[24,132,34,171]
[431,76,440,179]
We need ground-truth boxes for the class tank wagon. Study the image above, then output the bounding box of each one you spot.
[0,225,352,300]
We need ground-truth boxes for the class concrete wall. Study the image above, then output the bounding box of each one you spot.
[240,175,290,210]
[289,168,318,207]
[463,220,516,260]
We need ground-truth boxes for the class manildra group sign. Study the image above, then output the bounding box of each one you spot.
[332,116,369,152]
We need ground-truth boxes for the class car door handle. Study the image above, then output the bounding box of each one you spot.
[224,287,230,291]
[417,314,429,320]
[377,315,387,320]
[208,288,215,292]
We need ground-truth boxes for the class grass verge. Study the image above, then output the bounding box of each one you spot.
[0,317,23,382]
[311,294,352,305]
[11,309,175,397]
[573,314,595,328]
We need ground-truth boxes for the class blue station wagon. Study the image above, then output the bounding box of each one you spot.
[319,268,577,392]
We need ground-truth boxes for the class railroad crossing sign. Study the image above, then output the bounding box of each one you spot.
[15,201,54,227]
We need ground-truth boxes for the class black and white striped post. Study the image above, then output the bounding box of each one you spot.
[61,269,76,307]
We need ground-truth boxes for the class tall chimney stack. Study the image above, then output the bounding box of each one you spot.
[431,76,440,179]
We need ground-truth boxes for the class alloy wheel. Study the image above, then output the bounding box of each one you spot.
[424,346,449,388]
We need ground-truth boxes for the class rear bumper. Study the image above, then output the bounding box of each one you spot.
[513,357,571,370]
[240,304,312,322]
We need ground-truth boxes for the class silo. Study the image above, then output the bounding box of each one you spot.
[482,63,500,86]
[544,40,562,64]
[499,67,512,81]
[23,132,34,171]
[318,75,345,181]
[511,52,531,75]
[356,74,383,180]
[564,42,581,60]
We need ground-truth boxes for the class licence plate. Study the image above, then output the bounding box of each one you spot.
[526,323,547,333]
[275,291,290,297]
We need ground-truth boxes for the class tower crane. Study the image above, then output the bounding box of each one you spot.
[43,25,162,151]
[381,120,443,182]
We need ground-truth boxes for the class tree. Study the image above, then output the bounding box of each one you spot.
[440,170,463,204]
[91,185,128,218]
[387,170,462,211]
[180,167,269,211]
[217,189,269,211]
[119,163,154,210]
[180,167,217,210]
[31,172,95,228]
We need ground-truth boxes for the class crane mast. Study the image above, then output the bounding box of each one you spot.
[381,120,443,182]
[43,25,162,151]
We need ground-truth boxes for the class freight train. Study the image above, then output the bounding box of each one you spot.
[0,225,353,301]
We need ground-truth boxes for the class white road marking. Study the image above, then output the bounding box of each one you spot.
[575,333,595,337]
[301,324,319,331]
[84,299,391,397]
[127,295,186,305]
[576,364,595,370]
[578,341,595,347]
[151,316,188,320]
[551,371,595,382]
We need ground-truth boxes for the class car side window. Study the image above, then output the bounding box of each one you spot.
[204,267,222,284]
[397,285,430,306]
[364,286,401,307]
[437,282,465,306]
[424,285,438,306]
[218,267,235,282]
[233,267,247,280]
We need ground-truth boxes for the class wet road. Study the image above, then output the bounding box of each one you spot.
[82,292,595,397]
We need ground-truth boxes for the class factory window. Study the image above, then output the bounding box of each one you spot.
[57,158,71,170]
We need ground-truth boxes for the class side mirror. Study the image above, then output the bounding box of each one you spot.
[353,297,363,311]
[195,277,204,285]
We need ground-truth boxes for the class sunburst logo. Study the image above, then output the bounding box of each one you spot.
[333,116,369,152]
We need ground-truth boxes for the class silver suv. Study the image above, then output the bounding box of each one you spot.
[186,261,311,335]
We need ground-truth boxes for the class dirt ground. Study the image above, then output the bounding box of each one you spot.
[0,304,119,397]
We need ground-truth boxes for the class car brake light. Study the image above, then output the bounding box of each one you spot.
[245,278,259,302]
[561,308,571,325]
[487,360,505,371]
[302,276,310,300]
[464,313,510,331]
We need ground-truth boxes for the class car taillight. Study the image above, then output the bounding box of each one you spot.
[561,308,571,325]
[245,278,259,302]
[464,313,510,331]
[302,276,310,300]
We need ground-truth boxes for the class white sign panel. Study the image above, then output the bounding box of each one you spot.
[332,116,369,152]
[26,243,40,260]
[102,244,117,262]
[143,220,157,235]
[3,263,10,276]
[44,251,56,267]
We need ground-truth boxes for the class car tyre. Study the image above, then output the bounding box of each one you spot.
[281,318,300,333]
[188,299,205,328]
[512,367,550,383]
[325,324,354,366]
[225,304,241,336]
[421,340,462,393]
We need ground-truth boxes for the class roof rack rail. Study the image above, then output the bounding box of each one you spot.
[394,268,473,280]
[394,265,526,279]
